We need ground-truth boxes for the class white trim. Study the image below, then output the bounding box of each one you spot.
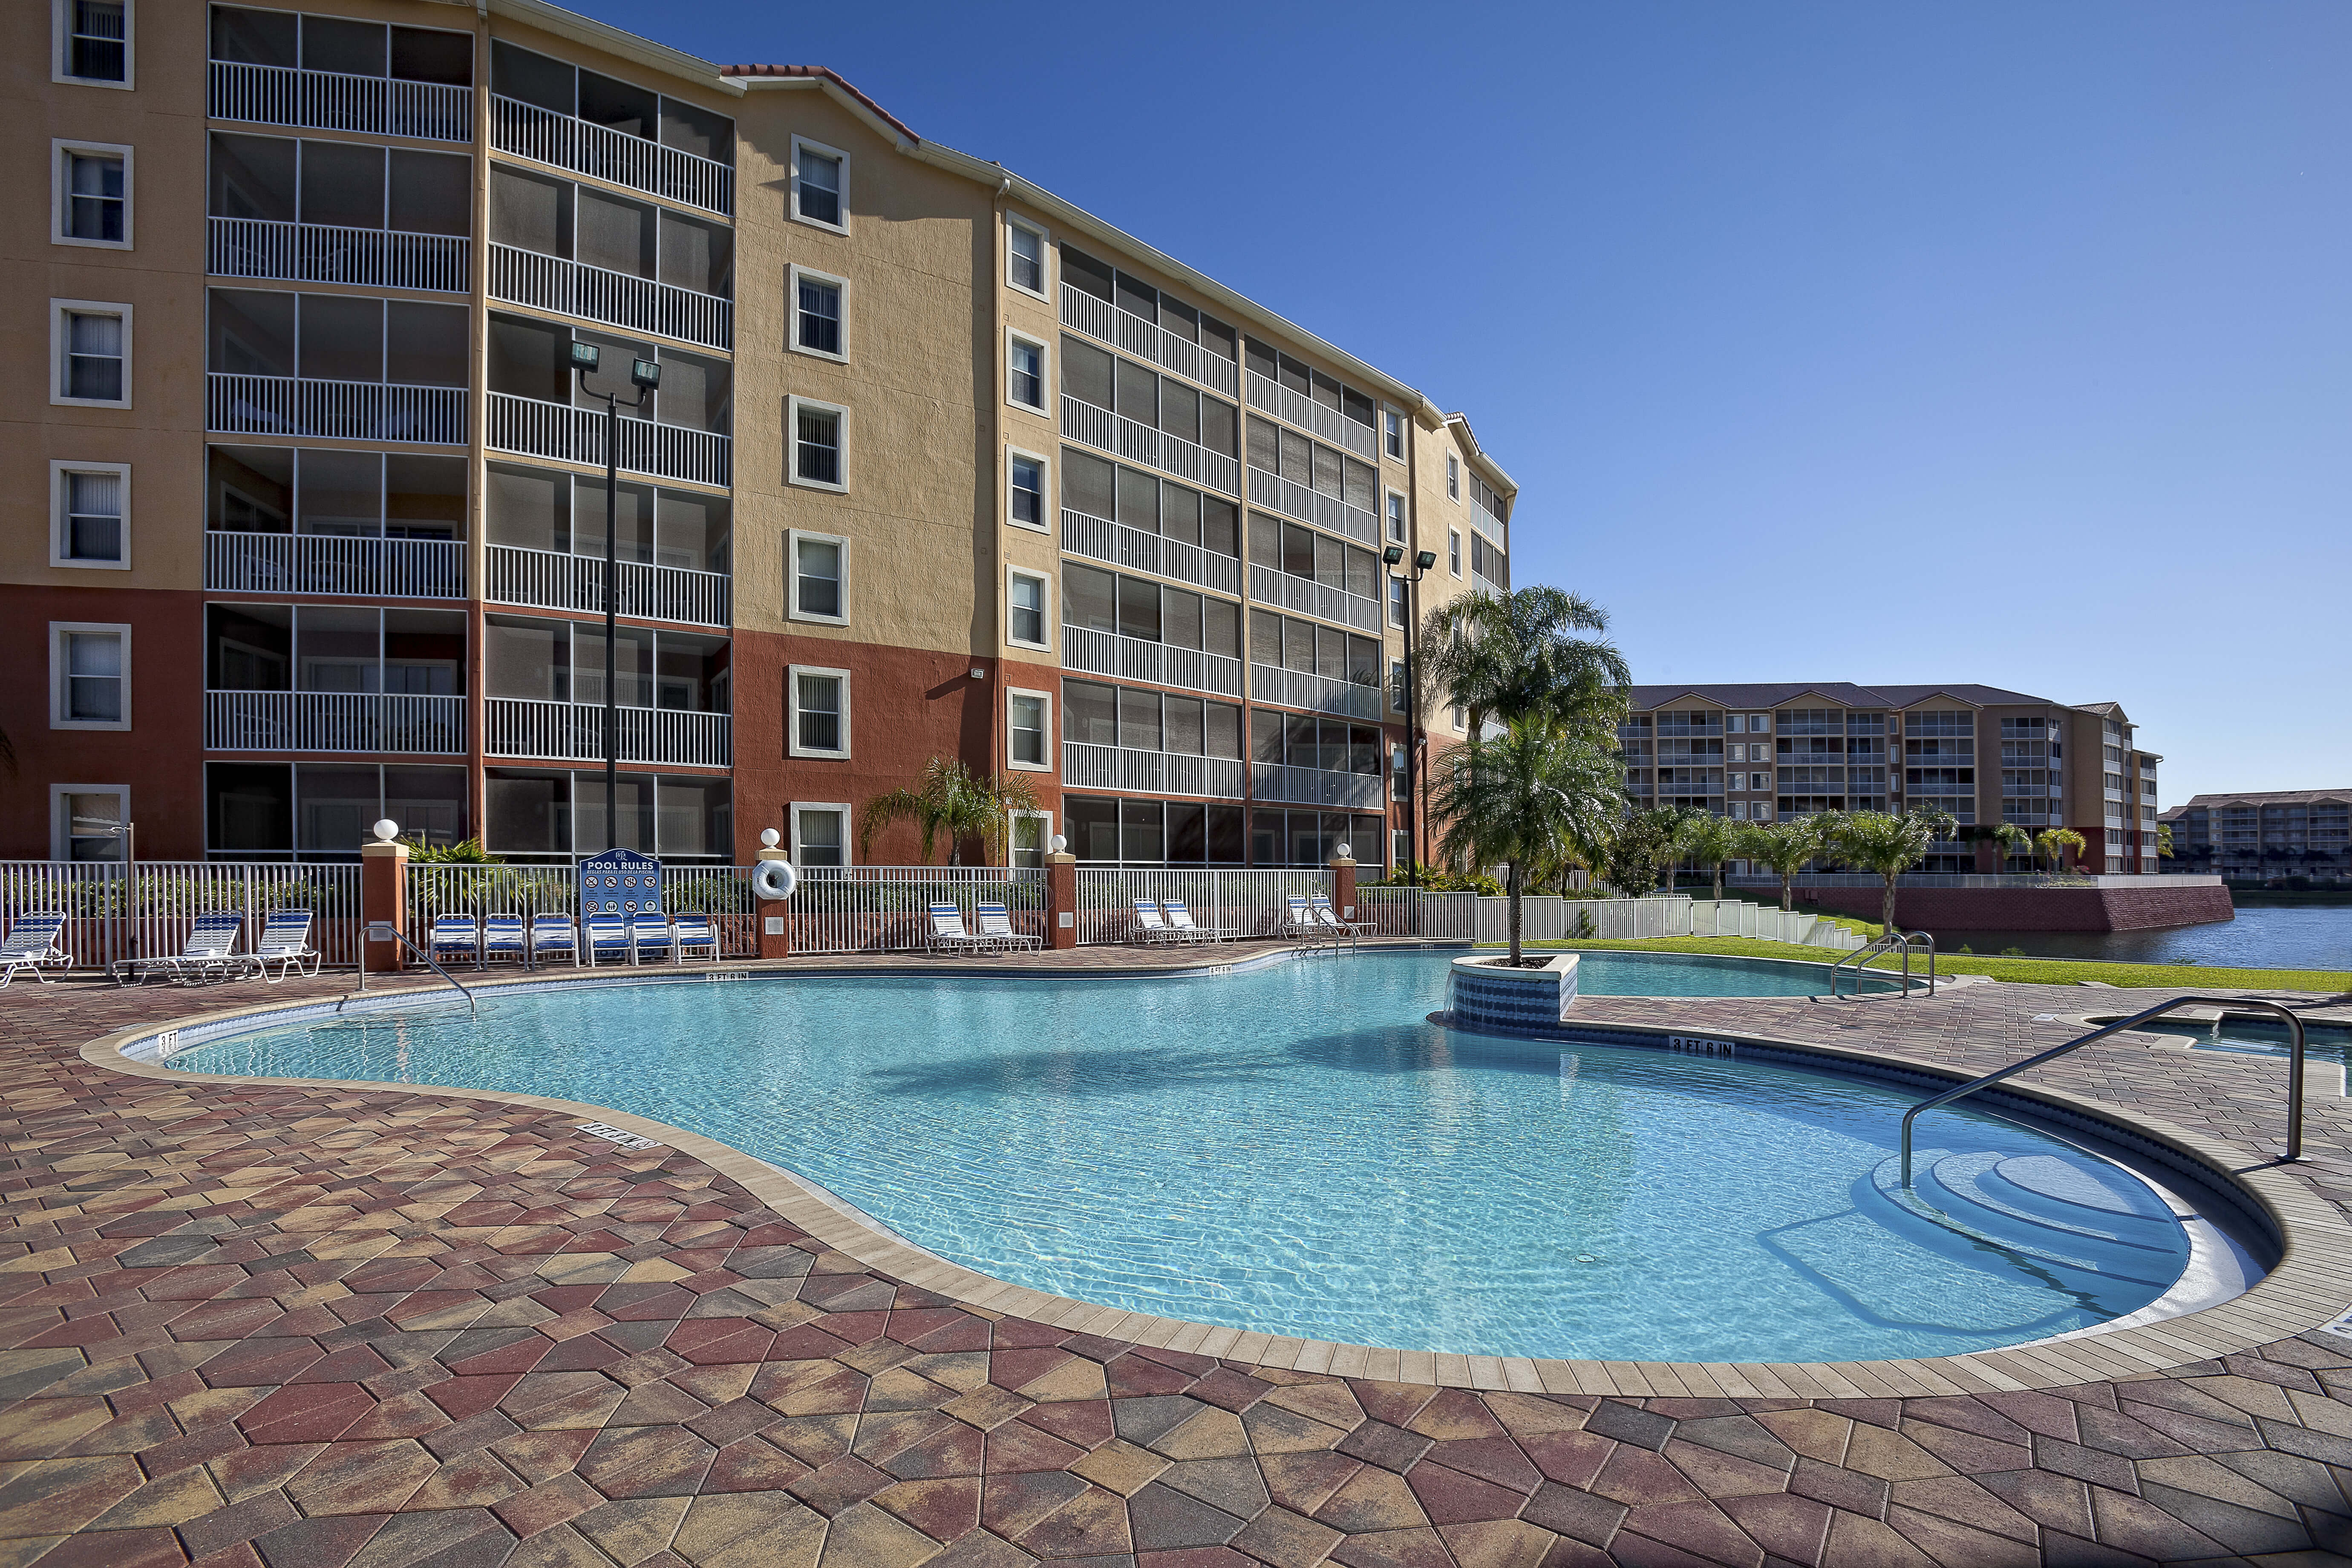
[52,139,133,250]
[1005,327,1049,415]
[1006,444,1050,536]
[1384,488,1407,544]
[1005,564,1051,653]
[50,784,130,862]
[1382,405,1407,463]
[50,621,131,731]
[788,799,852,869]
[1008,806,1053,868]
[786,527,849,626]
[1448,527,1462,579]
[52,0,133,89]
[786,263,848,363]
[789,135,850,235]
[1445,453,1460,502]
[786,395,848,493]
[49,460,131,570]
[786,665,851,759]
[1005,215,1052,302]
[50,299,132,408]
[1006,687,1053,772]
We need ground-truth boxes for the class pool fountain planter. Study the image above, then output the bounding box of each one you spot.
[1449,950,1578,1030]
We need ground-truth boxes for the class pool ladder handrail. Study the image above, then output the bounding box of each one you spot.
[1899,995,2306,1185]
[1830,929,1935,998]
[342,926,478,1018]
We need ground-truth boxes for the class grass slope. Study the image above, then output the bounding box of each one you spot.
[1497,936,2352,993]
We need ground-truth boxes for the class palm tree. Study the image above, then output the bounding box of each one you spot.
[1990,821,2032,872]
[2033,826,2087,878]
[1824,808,1957,935]
[1677,814,1742,902]
[1430,721,1620,965]
[1419,586,1631,744]
[1736,817,1823,912]
[857,757,1041,867]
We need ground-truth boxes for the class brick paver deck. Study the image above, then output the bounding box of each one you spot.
[5,956,2352,1566]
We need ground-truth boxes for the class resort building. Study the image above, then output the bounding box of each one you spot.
[2161,790,2352,883]
[8,0,1514,874]
[1620,683,2163,874]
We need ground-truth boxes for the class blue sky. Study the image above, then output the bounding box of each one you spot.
[570,0,2349,801]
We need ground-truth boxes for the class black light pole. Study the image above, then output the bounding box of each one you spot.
[1383,545,1439,899]
[568,343,659,850]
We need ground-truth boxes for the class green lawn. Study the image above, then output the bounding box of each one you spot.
[1493,935,2352,993]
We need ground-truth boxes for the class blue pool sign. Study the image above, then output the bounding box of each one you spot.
[578,847,662,917]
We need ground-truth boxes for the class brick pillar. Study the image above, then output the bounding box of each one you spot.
[360,838,409,974]
[755,835,793,960]
[1046,851,1078,950]
[1330,854,1359,922]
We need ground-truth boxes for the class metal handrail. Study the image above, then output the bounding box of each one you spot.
[1900,995,2306,1184]
[1830,929,1936,998]
[345,922,476,1017]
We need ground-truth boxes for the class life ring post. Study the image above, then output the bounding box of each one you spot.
[753,830,796,959]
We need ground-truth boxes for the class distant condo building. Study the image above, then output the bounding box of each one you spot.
[1619,684,2162,874]
[2160,791,2351,883]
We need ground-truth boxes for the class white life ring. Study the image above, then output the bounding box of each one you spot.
[752,858,798,902]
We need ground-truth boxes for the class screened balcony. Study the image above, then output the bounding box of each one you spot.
[206,288,468,445]
[1060,507,1239,596]
[1063,743,1244,801]
[1061,625,1242,699]
[1242,371,1379,461]
[208,8,473,142]
[484,701,731,769]
[487,164,734,349]
[484,616,731,768]
[1244,458,1380,548]
[1248,665,1383,721]
[486,316,732,488]
[490,41,734,217]
[204,604,466,754]
[204,446,465,599]
[208,132,470,292]
[1062,397,1240,499]
[1249,763,1385,810]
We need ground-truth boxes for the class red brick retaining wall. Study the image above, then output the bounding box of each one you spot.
[1797,882,2236,932]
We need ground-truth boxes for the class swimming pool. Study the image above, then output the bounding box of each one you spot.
[168,951,2225,1363]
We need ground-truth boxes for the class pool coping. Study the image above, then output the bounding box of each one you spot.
[77,951,2352,1398]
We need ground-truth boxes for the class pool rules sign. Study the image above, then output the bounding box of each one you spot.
[578,847,662,918]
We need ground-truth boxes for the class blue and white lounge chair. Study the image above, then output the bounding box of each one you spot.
[481,913,527,965]
[249,908,321,981]
[531,914,580,966]
[630,911,678,964]
[584,913,633,966]
[112,911,247,986]
[1309,894,1372,937]
[1161,900,1239,943]
[0,912,71,989]
[429,913,480,968]
[975,902,1041,951]
[672,913,720,962]
[1130,898,1186,945]
[927,904,994,954]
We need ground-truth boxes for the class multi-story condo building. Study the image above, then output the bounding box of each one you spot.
[1620,684,2163,873]
[2161,791,2352,883]
[10,1,1518,875]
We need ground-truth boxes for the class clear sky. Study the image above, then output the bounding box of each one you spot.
[568,0,2349,802]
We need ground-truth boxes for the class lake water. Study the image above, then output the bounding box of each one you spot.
[1923,903,2352,971]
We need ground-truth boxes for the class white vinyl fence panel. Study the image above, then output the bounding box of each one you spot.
[1352,887,1476,940]
[790,868,1045,954]
[1072,868,1331,945]
[0,861,363,971]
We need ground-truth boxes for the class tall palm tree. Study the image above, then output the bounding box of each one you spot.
[1419,586,1631,744]
[1678,814,1742,902]
[1430,721,1620,966]
[2034,826,2087,878]
[1735,817,1824,912]
[1824,808,1957,936]
[857,757,1041,867]
[1989,821,2032,871]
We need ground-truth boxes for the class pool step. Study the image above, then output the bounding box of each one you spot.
[1869,1151,2188,1290]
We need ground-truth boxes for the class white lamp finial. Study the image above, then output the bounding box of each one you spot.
[372,819,400,843]
[1335,842,1353,860]
[759,828,781,848]
[1047,834,1067,855]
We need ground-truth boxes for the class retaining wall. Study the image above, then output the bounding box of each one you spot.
[1797,882,2236,933]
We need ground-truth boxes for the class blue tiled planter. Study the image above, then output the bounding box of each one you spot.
[1449,952,1579,1032]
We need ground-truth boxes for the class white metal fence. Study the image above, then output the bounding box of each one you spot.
[486,545,730,628]
[1354,886,1477,940]
[205,692,466,755]
[492,95,733,216]
[209,217,470,293]
[487,393,731,488]
[1467,894,1865,950]
[406,863,760,958]
[1072,868,1332,945]
[205,532,466,600]
[790,868,1046,954]
[208,374,466,446]
[489,243,733,351]
[0,861,365,971]
[484,700,732,768]
[210,61,473,143]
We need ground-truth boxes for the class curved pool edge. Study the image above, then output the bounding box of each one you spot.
[79,957,2352,1395]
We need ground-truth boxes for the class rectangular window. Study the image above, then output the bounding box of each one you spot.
[53,301,130,406]
[1008,569,1048,649]
[1009,450,1046,530]
[52,623,129,729]
[1390,659,1407,714]
[55,142,130,247]
[1008,333,1046,411]
[53,784,128,862]
[1009,811,1051,869]
[791,267,845,359]
[1007,219,1046,297]
[793,137,846,230]
[789,397,846,491]
[51,461,129,568]
[1446,454,1459,500]
[1384,408,1404,459]
[792,803,848,868]
[58,0,130,86]
[1388,578,1407,628]
[1386,491,1406,542]
[788,667,849,758]
[789,530,846,623]
[1009,690,1049,770]
[1448,529,1462,577]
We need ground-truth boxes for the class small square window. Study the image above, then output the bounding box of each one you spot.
[1448,530,1461,578]
[56,0,130,87]
[1009,811,1052,869]
[788,397,846,491]
[1446,454,1460,500]
[1007,220,1047,297]
[52,622,129,729]
[1009,450,1047,531]
[51,461,129,568]
[1008,334,1046,412]
[1386,492,1406,543]
[1008,690,1050,770]
[52,301,130,406]
[1008,569,1048,650]
[790,266,846,360]
[793,138,847,231]
[53,785,128,862]
[1383,408,1404,460]
[791,802,849,868]
[789,530,846,623]
[55,142,130,248]
[788,667,850,758]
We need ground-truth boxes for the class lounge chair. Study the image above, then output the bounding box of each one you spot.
[250,909,322,982]
[974,902,1041,951]
[0,912,71,989]
[630,911,679,964]
[584,913,633,966]
[1275,896,1328,944]
[531,913,580,966]
[111,911,247,986]
[926,903,995,954]
[1160,899,1239,943]
[1309,894,1373,937]
[481,914,527,965]
[673,913,720,962]
[1130,898,1187,945]
[429,913,481,968]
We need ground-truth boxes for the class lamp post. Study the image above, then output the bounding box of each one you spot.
[1382,545,1440,895]
[568,343,660,850]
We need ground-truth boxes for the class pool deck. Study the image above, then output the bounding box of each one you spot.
[4,949,2352,1566]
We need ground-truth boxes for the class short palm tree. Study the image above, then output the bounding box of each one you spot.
[2034,826,2087,878]
[1824,808,1957,936]
[1419,586,1631,742]
[1990,821,2032,871]
[857,757,1041,867]
[1677,813,1742,902]
[1735,817,1823,912]
[1430,721,1620,965]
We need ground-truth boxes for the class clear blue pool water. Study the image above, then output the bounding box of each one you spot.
[171,951,2185,1362]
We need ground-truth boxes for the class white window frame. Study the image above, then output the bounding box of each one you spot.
[1005,216,1051,302]
[1006,444,1050,535]
[1006,565,1051,653]
[1445,453,1460,501]
[787,264,848,363]
[51,783,131,862]
[1006,687,1053,773]
[786,528,849,626]
[1448,529,1462,579]
[787,665,851,759]
[51,300,132,408]
[1006,328,1049,415]
[50,460,131,570]
[1382,406,1405,461]
[787,395,848,493]
[788,800,852,869]
[790,135,850,235]
[1385,489,1407,543]
[53,0,134,89]
[53,140,133,251]
[51,621,130,731]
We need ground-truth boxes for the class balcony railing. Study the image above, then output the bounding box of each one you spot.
[205,532,465,599]
[205,692,465,755]
[1250,762,1385,810]
[1470,493,1507,546]
[1470,568,1502,600]
[492,95,732,217]
[208,374,466,445]
[1248,564,1381,634]
[485,698,732,768]
[487,393,730,489]
[210,60,474,143]
[1061,625,1242,700]
[1061,396,1240,498]
[1059,508,1239,597]
[489,244,731,351]
[486,545,729,628]
[1062,741,1243,800]
[208,217,469,293]
[1248,663,1382,721]
[1058,285,1238,397]
[1244,372,1378,461]
[1245,465,1379,548]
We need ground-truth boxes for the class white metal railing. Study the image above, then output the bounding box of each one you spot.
[489,243,732,351]
[492,95,732,217]
[1061,395,1241,497]
[210,60,473,143]
[1470,495,1507,546]
[1062,741,1243,799]
[1248,664,1382,720]
[487,393,730,488]
[208,374,466,445]
[1244,372,1378,460]
[406,863,759,959]
[1059,508,1240,596]
[205,692,465,754]
[1245,465,1379,548]
[1058,285,1239,397]
[1471,569,1502,600]
[487,545,729,628]
[1249,762,1384,810]
[0,860,366,972]
[1248,563,1381,633]
[208,216,470,293]
[1061,625,1242,699]
[1072,867,1330,945]
[1353,886,1477,940]
[788,867,1046,954]
[205,532,466,599]
[484,698,731,768]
